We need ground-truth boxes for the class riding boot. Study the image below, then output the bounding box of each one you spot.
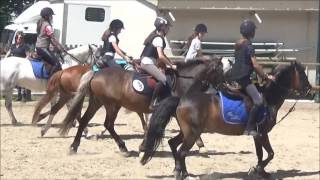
[49,64,62,77]
[243,105,260,136]
[149,82,165,111]
[24,89,32,101]
[16,87,22,101]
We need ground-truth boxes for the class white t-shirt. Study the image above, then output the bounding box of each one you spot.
[105,35,117,56]
[141,36,164,65]
[185,37,201,61]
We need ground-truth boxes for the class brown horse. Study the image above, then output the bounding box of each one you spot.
[31,44,98,136]
[141,61,313,179]
[59,58,224,155]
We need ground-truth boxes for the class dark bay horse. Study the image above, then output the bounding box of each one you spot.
[141,61,313,179]
[59,58,224,155]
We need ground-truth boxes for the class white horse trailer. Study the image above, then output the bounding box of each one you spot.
[0,0,163,58]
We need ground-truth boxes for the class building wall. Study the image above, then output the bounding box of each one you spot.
[165,9,318,85]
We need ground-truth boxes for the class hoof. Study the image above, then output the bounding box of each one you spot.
[40,129,46,137]
[12,120,18,125]
[69,146,77,155]
[248,166,257,176]
[198,147,208,154]
[118,150,130,157]
[173,170,182,180]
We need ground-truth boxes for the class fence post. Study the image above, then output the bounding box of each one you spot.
[315,6,320,103]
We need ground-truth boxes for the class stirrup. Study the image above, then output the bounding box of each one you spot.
[92,65,100,72]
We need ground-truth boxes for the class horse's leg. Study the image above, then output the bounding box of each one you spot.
[144,113,149,126]
[254,134,274,178]
[70,96,101,153]
[4,89,18,125]
[32,90,57,124]
[168,132,183,175]
[66,100,89,137]
[137,112,147,132]
[41,93,71,136]
[176,132,199,179]
[137,112,148,152]
[195,136,208,153]
[103,104,127,154]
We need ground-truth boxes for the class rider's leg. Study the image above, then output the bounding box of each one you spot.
[106,56,121,68]
[16,86,22,101]
[36,48,61,76]
[140,63,167,110]
[243,83,264,136]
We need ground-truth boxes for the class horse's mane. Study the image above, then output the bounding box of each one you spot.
[271,61,305,80]
[175,60,205,69]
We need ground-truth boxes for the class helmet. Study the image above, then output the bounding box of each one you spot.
[195,23,207,33]
[40,7,55,18]
[240,19,256,38]
[109,19,124,30]
[154,16,169,30]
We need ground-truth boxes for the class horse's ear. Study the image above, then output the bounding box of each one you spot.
[88,44,92,50]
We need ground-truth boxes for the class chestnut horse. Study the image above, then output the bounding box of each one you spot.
[141,61,313,179]
[59,58,224,155]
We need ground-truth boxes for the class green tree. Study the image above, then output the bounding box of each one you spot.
[0,0,35,33]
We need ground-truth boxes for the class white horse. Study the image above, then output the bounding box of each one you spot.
[0,45,97,124]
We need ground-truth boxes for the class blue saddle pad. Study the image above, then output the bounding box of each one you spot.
[218,92,267,125]
[29,59,49,79]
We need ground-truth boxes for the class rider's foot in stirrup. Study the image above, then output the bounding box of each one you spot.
[243,129,259,137]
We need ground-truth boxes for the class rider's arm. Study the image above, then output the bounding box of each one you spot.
[157,47,175,68]
[251,56,268,80]
[111,42,130,62]
[44,25,65,52]
[4,49,11,58]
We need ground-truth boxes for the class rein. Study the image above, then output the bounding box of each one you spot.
[62,46,95,65]
[275,100,297,125]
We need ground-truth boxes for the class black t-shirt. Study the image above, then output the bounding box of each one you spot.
[10,44,30,58]
[228,39,255,81]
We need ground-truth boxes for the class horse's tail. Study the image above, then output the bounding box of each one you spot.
[140,96,180,165]
[59,71,94,135]
[32,70,63,124]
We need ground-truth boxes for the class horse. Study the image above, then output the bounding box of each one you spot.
[0,44,97,125]
[58,58,224,156]
[140,61,313,179]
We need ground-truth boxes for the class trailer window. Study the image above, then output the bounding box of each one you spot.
[85,8,105,22]
[0,29,15,53]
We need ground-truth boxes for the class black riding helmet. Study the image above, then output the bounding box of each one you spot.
[195,23,207,33]
[109,19,124,30]
[154,16,170,31]
[240,19,256,39]
[40,7,55,19]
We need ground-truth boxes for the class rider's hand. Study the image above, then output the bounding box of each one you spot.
[171,64,177,70]
[267,74,275,81]
[125,55,132,64]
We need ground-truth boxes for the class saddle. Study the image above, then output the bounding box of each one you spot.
[218,82,268,125]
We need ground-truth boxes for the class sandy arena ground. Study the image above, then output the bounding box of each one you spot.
[0,100,319,179]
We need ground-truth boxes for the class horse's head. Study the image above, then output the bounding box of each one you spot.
[193,57,225,88]
[273,61,312,97]
[64,44,98,66]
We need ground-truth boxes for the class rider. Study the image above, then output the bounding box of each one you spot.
[35,7,65,76]
[94,19,131,69]
[228,19,274,136]
[140,16,176,110]
[185,23,208,61]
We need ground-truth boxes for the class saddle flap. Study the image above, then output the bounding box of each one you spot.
[132,73,157,95]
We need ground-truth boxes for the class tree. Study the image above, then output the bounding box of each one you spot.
[0,0,35,33]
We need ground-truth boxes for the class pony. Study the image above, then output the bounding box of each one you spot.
[141,61,313,179]
[0,45,97,125]
[59,58,224,156]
